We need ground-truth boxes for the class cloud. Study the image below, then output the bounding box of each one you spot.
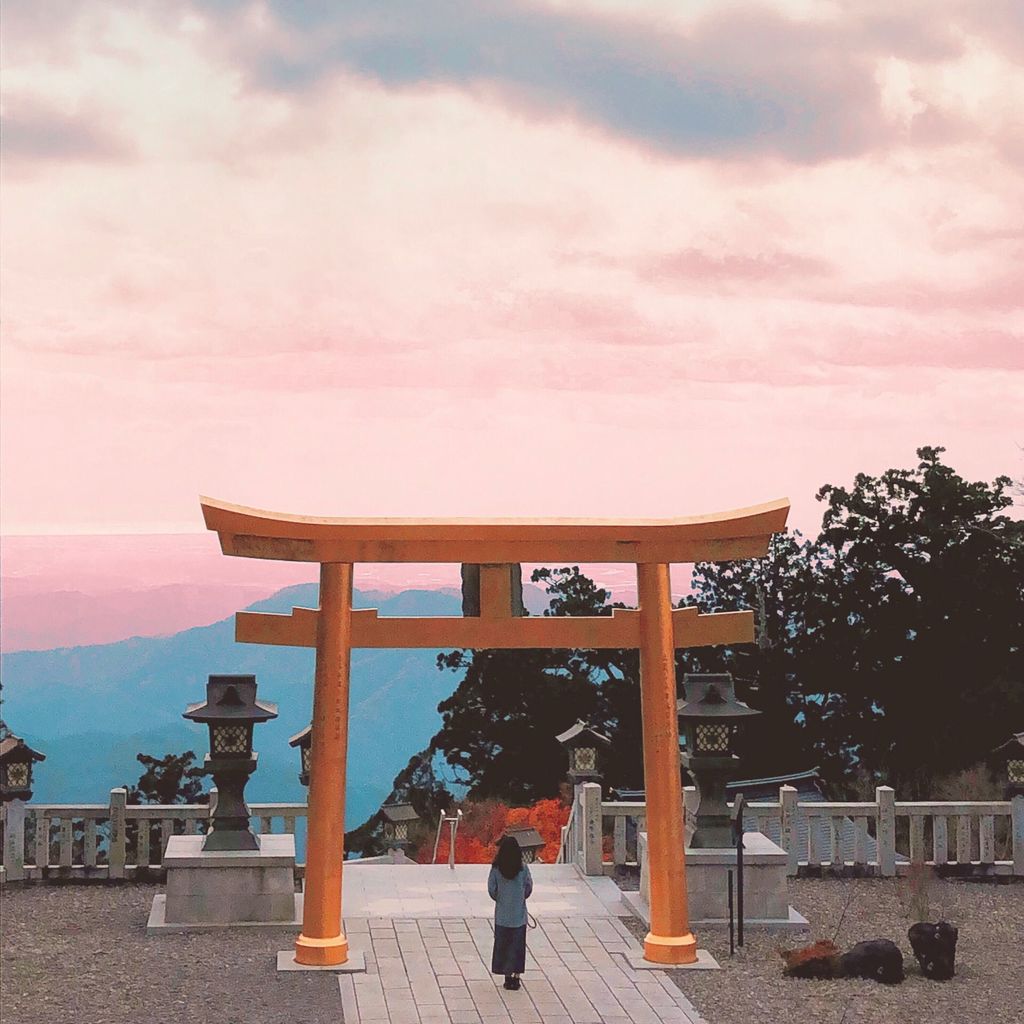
[814,329,1024,372]
[1,95,134,164]
[809,270,1024,314]
[640,247,833,287]
[196,0,920,163]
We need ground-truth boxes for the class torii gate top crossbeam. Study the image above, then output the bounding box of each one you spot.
[200,496,790,564]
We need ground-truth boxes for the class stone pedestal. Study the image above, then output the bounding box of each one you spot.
[630,830,807,930]
[147,834,300,933]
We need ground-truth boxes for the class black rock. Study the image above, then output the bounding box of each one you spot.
[908,921,959,981]
[838,939,905,984]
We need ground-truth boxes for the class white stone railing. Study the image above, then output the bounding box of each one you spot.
[6,785,1022,882]
[556,787,581,867]
[0,789,310,882]
[566,785,1024,878]
[601,799,646,870]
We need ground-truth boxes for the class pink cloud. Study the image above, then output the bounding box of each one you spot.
[640,248,832,287]
[1,94,135,166]
[1,1,1021,541]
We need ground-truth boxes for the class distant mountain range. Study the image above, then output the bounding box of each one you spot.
[1,533,670,652]
[0,584,545,828]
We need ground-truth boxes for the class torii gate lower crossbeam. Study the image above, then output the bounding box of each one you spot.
[201,496,789,966]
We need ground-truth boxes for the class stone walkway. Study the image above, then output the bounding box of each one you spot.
[337,864,629,920]
[336,916,707,1024]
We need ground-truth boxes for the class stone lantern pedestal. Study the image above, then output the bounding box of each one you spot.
[626,829,806,931]
[148,674,297,933]
[147,834,300,933]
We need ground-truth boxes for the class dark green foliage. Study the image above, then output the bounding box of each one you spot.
[125,751,208,805]
[812,446,1023,794]
[431,567,643,801]
[680,530,824,780]
[687,446,1023,796]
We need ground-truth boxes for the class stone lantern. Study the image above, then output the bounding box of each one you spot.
[992,731,1024,798]
[506,826,545,864]
[677,674,760,848]
[184,675,277,851]
[0,733,45,803]
[555,720,611,786]
[381,802,419,850]
[289,725,312,787]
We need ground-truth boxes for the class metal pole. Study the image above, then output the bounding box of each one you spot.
[735,792,745,949]
[432,809,444,864]
[727,869,735,957]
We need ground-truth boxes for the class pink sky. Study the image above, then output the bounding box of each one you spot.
[2,0,1021,541]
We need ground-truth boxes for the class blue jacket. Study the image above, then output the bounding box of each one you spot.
[487,864,533,927]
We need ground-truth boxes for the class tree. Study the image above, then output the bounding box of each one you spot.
[432,567,643,801]
[125,751,208,805]
[681,530,826,780]
[686,446,1024,796]
[417,797,570,864]
[813,446,1023,794]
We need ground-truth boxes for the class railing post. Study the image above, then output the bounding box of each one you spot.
[59,818,73,868]
[613,814,627,867]
[109,788,127,879]
[1012,795,1024,877]
[979,815,995,865]
[877,786,896,877]
[780,786,798,875]
[932,816,948,866]
[581,782,603,876]
[35,811,49,873]
[638,831,649,905]
[3,799,27,881]
[909,815,925,865]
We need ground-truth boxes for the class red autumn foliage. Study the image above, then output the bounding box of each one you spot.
[415,797,570,865]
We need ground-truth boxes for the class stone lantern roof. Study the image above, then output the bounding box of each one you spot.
[381,803,420,824]
[0,734,46,766]
[676,674,761,720]
[506,826,545,851]
[555,720,611,748]
[184,675,277,724]
[992,731,1024,756]
[288,725,312,749]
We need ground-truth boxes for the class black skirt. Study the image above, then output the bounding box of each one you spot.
[491,924,527,975]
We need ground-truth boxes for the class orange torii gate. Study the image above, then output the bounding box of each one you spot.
[201,496,789,966]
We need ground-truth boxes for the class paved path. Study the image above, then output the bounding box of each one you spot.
[338,864,630,920]
[337,916,707,1024]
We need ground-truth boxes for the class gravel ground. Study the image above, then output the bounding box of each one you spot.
[0,883,340,1024]
[3,878,1021,1024]
[622,876,1024,1024]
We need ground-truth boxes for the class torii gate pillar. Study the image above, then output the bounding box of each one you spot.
[295,562,354,966]
[637,562,695,963]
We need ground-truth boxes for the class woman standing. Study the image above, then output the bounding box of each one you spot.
[488,835,533,990]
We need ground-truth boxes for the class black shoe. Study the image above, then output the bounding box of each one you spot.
[511,976,521,991]
[503,977,514,990]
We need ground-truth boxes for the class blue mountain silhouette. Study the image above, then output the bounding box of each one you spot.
[1,585,474,828]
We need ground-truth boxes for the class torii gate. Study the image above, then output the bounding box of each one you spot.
[201,496,789,966]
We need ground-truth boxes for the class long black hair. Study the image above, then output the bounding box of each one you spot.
[493,835,524,880]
